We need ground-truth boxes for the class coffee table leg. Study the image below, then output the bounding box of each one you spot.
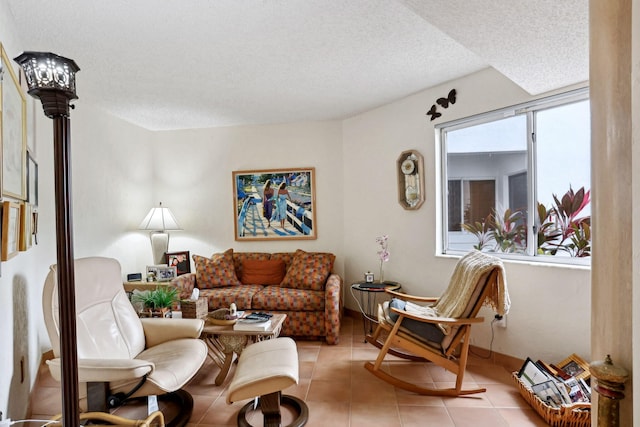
[214,335,249,385]
[215,353,234,386]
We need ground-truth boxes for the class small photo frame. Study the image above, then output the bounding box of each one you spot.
[517,357,549,387]
[27,151,38,206]
[531,380,564,408]
[2,201,21,260]
[557,353,590,381]
[165,251,191,276]
[19,202,32,251]
[146,265,177,282]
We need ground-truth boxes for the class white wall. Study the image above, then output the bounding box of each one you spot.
[0,4,60,418]
[342,67,591,362]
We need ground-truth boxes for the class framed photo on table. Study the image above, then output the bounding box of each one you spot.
[2,201,20,260]
[165,251,191,275]
[1,43,27,200]
[232,167,316,241]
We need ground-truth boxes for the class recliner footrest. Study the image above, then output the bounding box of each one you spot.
[227,337,308,427]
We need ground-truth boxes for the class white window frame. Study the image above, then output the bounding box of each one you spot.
[437,87,590,266]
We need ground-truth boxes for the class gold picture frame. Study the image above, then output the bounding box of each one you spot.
[557,353,590,381]
[19,201,31,251]
[232,168,317,241]
[2,201,20,260]
[0,43,27,200]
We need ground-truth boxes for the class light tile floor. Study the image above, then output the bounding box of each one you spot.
[29,315,549,426]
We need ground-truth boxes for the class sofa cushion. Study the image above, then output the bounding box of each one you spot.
[279,249,335,291]
[270,252,295,270]
[193,249,241,289]
[233,252,272,279]
[251,286,325,311]
[240,259,286,285]
[199,285,264,310]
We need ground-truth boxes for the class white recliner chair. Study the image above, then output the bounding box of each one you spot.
[43,257,208,424]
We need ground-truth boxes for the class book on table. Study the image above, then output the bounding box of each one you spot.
[233,319,272,331]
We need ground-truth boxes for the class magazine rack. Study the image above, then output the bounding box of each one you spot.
[512,373,590,427]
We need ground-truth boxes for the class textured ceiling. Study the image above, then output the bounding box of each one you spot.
[5,0,588,131]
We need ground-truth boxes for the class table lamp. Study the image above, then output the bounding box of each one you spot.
[139,202,181,264]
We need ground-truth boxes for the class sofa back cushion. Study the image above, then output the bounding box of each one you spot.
[233,252,272,279]
[279,249,335,291]
[193,249,242,289]
[240,259,286,285]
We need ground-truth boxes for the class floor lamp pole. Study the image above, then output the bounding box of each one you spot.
[14,51,81,427]
[53,115,79,426]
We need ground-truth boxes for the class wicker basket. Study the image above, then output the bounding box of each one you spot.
[181,297,208,319]
[512,373,591,427]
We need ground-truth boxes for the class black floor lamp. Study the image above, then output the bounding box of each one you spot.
[14,52,80,426]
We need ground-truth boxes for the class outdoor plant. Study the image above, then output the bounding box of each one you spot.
[462,186,591,258]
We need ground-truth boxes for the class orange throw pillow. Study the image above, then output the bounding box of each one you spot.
[240,259,286,285]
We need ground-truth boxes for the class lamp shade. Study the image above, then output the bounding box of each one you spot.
[14,51,79,118]
[139,202,181,231]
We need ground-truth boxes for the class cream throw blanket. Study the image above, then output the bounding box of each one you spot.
[437,250,509,315]
[429,251,510,334]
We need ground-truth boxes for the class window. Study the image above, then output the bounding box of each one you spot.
[439,89,591,263]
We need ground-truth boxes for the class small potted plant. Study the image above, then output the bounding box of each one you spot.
[132,286,178,318]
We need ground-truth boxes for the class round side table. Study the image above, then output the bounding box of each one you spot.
[351,281,401,340]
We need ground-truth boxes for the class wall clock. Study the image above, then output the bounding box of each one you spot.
[396,150,425,210]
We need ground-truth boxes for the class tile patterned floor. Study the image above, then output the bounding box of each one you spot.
[28,315,549,426]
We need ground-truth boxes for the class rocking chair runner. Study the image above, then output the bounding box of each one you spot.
[365,251,510,397]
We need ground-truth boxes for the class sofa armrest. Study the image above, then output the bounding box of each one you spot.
[47,357,154,382]
[141,318,204,347]
[324,273,343,345]
[171,273,196,300]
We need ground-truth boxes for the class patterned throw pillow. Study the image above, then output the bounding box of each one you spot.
[193,249,241,289]
[279,249,335,291]
[240,259,286,285]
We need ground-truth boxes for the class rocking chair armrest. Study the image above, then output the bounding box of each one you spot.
[390,307,484,325]
[384,288,438,303]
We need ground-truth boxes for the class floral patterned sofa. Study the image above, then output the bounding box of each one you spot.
[171,248,342,344]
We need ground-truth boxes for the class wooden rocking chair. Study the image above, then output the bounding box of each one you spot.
[365,251,509,397]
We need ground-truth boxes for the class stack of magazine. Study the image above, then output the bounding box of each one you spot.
[517,354,591,408]
[233,312,272,331]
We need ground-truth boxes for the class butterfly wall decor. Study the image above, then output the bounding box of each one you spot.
[426,88,457,121]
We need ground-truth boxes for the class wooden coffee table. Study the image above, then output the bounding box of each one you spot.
[201,313,286,385]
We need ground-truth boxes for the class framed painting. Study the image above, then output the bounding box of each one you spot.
[1,43,27,200]
[2,201,20,260]
[19,202,31,251]
[27,150,37,206]
[233,168,316,241]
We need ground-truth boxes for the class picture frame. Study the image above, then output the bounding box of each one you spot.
[2,201,20,260]
[165,251,191,276]
[27,150,37,206]
[233,167,316,241]
[146,265,177,282]
[517,357,549,387]
[19,202,31,251]
[1,43,27,200]
[557,353,590,381]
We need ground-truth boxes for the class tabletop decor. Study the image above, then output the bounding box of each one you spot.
[376,234,389,283]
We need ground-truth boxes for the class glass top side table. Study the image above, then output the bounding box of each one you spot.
[351,281,401,340]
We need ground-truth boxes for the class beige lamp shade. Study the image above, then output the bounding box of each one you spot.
[139,203,181,265]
